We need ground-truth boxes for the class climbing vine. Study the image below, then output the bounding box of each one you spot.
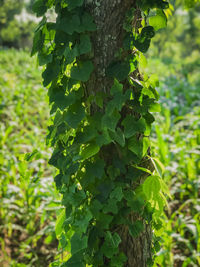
[32,0,170,266]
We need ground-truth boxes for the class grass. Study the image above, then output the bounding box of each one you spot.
[153,106,200,267]
[0,49,60,267]
[148,61,200,266]
[0,47,199,267]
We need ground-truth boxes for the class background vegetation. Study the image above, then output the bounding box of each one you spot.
[0,0,37,48]
[0,1,199,266]
[0,50,60,266]
[147,3,200,265]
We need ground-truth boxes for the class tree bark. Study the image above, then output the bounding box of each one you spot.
[85,0,134,95]
[85,1,153,266]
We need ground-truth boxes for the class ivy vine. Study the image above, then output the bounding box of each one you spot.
[32,0,170,266]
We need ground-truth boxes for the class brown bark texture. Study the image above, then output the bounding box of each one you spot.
[85,1,153,266]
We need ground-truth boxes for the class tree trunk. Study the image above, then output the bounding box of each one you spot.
[85,1,153,266]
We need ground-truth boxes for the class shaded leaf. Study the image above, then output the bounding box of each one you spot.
[32,0,47,17]
[80,12,96,32]
[31,30,44,56]
[65,0,84,10]
[78,34,92,55]
[128,136,150,159]
[38,51,53,66]
[63,102,85,128]
[106,61,130,81]
[129,220,144,238]
[122,116,146,138]
[71,61,93,82]
[109,128,125,147]
[110,187,124,201]
[42,60,60,86]
[81,143,100,160]
[102,110,120,132]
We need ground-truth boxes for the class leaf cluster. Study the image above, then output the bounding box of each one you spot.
[32,0,169,266]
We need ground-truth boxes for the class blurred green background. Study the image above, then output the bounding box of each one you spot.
[0,0,199,266]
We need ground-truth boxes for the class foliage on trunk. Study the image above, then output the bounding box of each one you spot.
[32,0,170,266]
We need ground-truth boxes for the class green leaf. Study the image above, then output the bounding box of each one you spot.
[63,102,85,128]
[42,60,60,86]
[151,157,165,178]
[102,110,120,132]
[143,175,161,200]
[80,12,96,32]
[124,190,135,202]
[65,0,84,10]
[106,93,126,114]
[50,91,76,111]
[91,159,105,178]
[149,102,161,112]
[141,26,155,39]
[128,136,150,159]
[24,149,41,162]
[73,209,93,234]
[133,26,155,53]
[90,200,103,217]
[64,252,84,267]
[71,61,93,82]
[138,0,169,10]
[103,198,118,214]
[38,51,53,66]
[142,87,159,100]
[35,16,47,32]
[106,61,130,81]
[107,165,120,180]
[78,34,92,55]
[122,116,146,138]
[97,214,113,229]
[64,46,79,64]
[96,129,112,146]
[129,220,144,238]
[58,14,81,35]
[109,232,121,247]
[65,260,84,267]
[31,30,44,56]
[101,232,121,258]
[110,253,127,267]
[110,186,124,201]
[132,165,152,175]
[158,0,169,9]
[148,74,159,88]
[109,128,125,147]
[71,233,88,255]
[110,79,123,95]
[62,189,86,207]
[55,209,66,238]
[127,197,145,213]
[81,143,100,160]
[149,10,167,31]
[95,92,104,108]
[75,125,97,144]
[32,0,47,17]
